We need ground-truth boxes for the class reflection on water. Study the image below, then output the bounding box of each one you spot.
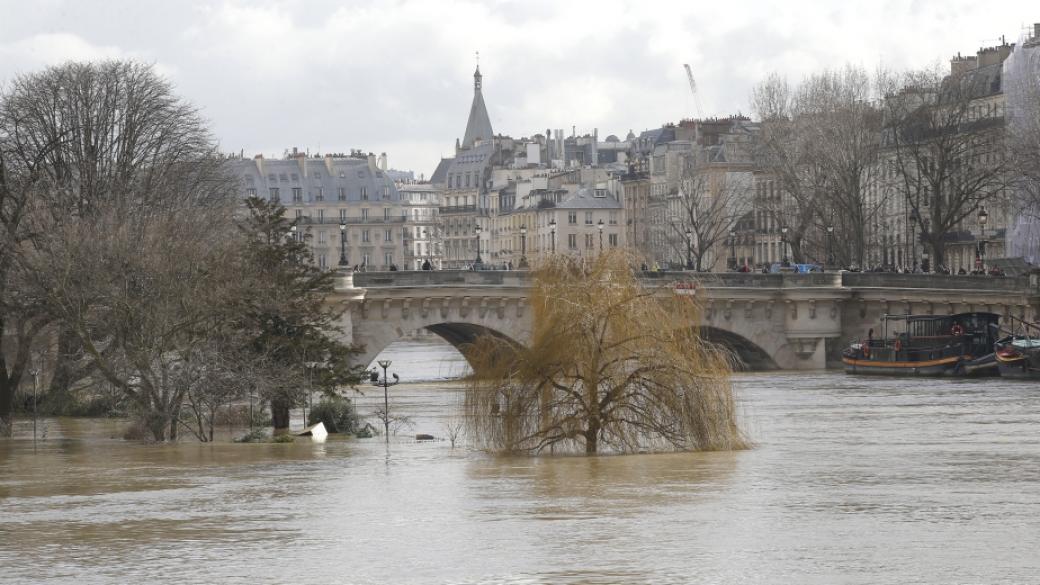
[2,345,1040,584]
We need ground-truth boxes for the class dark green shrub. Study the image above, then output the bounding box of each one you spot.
[307,397,359,434]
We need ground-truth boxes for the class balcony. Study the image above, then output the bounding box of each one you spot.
[438,205,478,215]
[295,215,406,225]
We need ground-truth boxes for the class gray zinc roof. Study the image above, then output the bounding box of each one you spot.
[557,187,623,209]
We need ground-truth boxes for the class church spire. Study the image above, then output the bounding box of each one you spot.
[461,54,492,149]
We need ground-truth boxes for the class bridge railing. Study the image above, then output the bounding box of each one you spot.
[350,269,1039,294]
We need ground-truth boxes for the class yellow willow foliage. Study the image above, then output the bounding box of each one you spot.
[463,250,748,455]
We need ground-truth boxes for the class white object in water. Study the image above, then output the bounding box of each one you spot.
[295,422,328,443]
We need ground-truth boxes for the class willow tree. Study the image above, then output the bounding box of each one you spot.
[464,251,746,455]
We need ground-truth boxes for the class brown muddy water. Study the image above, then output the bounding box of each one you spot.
[2,342,1039,584]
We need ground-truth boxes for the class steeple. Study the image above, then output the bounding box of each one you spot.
[462,56,493,149]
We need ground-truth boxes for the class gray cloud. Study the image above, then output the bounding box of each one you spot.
[0,0,1035,177]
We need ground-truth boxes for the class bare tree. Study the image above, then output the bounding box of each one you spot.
[0,61,232,433]
[668,153,753,271]
[464,251,746,455]
[752,68,885,267]
[879,67,1010,269]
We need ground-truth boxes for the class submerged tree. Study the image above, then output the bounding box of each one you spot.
[464,251,747,455]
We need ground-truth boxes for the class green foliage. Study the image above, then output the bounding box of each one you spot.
[234,428,269,443]
[307,397,359,434]
[272,433,296,443]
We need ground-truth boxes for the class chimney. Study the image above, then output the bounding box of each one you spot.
[367,153,378,173]
[378,152,388,171]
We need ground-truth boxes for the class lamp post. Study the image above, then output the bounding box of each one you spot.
[685,228,693,270]
[338,222,348,266]
[519,224,528,268]
[780,226,789,264]
[372,359,399,444]
[549,218,557,254]
[30,368,39,448]
[826,225,834,267]
[474,225,483,267]
[289,224,298,242]
[729,229,737,270]
[977,206,989,271]
[597,219,604,253]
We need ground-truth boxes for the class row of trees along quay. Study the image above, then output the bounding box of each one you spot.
[0,61,365,440]
[748,63,1032,270]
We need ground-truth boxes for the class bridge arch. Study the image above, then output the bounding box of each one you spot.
[699,326,779,371]
[352,321,524,373]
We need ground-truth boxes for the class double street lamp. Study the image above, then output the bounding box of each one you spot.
[780,226,789,264]
[977,206,989,270]
[729,229,737,270]
[474,225,483,267]
[826,225,834,267]
[549,218,557,254]
[597,219,604,253]
[371,359,399,444]
[338,222,348,266]
[519,224,528,267]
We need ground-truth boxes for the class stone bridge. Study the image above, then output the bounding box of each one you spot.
[328,270,1040,371]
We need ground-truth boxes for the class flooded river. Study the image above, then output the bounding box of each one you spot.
[2,341,1040,584]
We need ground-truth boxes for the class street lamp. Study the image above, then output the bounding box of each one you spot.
[977,206,989,270]
[289,224,298,242]
[729,229,736,270]
[372,359,399,444]
[474,225,483,267]
[597,219,604,253]
[685,228,693,270]
[549,218,557,254]
[338,222,348,266]
[826,225,834,267]
[519,224,528,268]
[30,368,39,448]
[780,226,789,264]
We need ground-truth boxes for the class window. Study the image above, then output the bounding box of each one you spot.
[585,233,593,249]
[383,208,391,220]
[339,209,347,221]
[609,233,619,247]
[384,229,392,242]
[362,230,370,243]
[317,209,325,223]
[279,173,288,181]
[267,173,277,182]
[362,254,370,267]
[609,211,618,225]
[384,253,393,267]
[585,212,593,225]
[294,209,303,219]
[568,234,577,250]
[465,173,471,188]
[269,187,280,201]
[292,188,303,202]
[316,187,324,201]
[361,208,369,221]
[382,186,390,199]
[318,253,327,269]
[246,188,257,197]
[338,187,346,201]
[361,187,368,200]
[568,211,577,225]
[290,173,299,181]
[318,230,327,244]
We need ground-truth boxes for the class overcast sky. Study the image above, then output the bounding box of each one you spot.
[1,0,1037,177]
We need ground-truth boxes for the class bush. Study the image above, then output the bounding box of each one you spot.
[272,433,295,443]
[235,428,269,443]
[307,397,359,434]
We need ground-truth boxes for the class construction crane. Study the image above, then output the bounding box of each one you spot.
[683,63,703,119]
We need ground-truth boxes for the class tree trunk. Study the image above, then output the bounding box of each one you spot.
[0,381,14,436]
[271,398,290,435]
[584,427,598,454]
[929,237,947,271]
